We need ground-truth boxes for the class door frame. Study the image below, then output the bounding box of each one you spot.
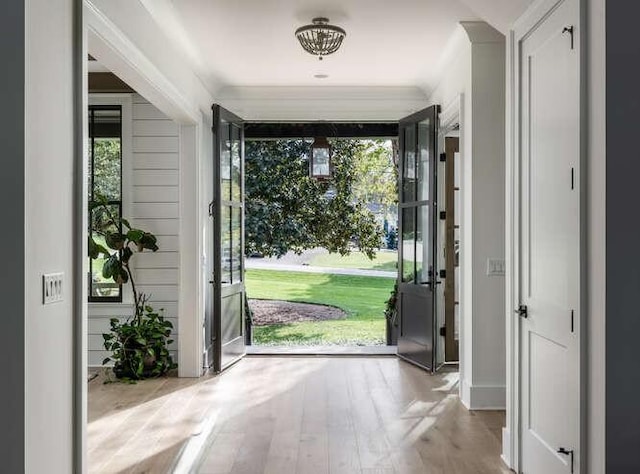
[438,96,462,364]
[505,0,586,470]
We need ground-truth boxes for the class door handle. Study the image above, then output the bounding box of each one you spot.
[515,305,528,318]
[557,447,574,473]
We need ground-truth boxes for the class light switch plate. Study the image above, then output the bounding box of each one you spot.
[43,273,64,304]
[486,259,505,276]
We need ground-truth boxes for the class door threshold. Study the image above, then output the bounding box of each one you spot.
[246,345,397,356]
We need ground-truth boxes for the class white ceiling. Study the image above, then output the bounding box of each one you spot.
[147,0,482,93]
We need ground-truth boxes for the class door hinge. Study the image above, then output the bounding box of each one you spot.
[439,326,446,337]
[562,26,575,50]
[571,309,575,333]
[439,152,447,162]
[571,167,575,190]
[557,447,574,473]
[439,211,446,220]
[515,305,528,318]
[208,200,215,217]
[439,269,446,279]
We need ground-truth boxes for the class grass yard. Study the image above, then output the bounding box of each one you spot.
[246,269,394,346]
[309,250,398,272]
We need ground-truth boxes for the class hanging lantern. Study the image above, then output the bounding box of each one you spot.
[310,136,331,179]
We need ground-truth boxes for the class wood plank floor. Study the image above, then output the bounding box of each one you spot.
[88,357,508,474]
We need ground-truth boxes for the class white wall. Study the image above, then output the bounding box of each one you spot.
[88,94,181,367]
[427,22,506,409]
[24,0,76,471]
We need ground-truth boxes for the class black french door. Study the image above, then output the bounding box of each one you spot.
[397,105,440,372]
[211,104,246,372]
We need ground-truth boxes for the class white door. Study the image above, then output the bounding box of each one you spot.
[519,0,580,473]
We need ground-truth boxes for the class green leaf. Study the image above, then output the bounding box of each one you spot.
[117,269,129,284]
[127,229,144,242]
[105,232,126,250]
[138,233,159,252]
[102,254,121,279]
[121,247,133,264]
[121,218,131,229]
[102,357,111,365]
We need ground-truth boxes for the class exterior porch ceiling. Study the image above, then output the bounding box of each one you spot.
[144,0,483,94]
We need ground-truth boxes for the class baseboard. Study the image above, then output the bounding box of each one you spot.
[501,427,512,468]
[460,379,506,409]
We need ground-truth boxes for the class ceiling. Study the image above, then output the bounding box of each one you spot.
[143,0,482,94]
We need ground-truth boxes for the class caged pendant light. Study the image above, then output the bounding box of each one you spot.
[295,17,346,60]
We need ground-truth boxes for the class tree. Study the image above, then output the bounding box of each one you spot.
[245,139,382,258]
[352,139,397,217]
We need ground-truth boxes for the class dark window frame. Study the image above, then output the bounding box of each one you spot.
[88,105,123,303]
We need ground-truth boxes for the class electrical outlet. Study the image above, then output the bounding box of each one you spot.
[43,273,64,304]
[486,259,505,276]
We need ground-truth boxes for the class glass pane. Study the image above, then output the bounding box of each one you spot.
[402,207,415,282]
[220,121,232,201]
[312,147,330,176]
[89,203,121,298]
[416,204,431,284]
[231,124,241,202]
[417,118,431,201]
[402,125,416,202]
[91,108,122,202]
[221,206,232,284]
[231,207,242,283]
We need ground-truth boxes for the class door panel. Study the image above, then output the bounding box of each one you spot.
[212,104,246,373]
[520,0,580,472]
[397,105,439,372]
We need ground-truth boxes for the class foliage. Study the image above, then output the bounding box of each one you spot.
[102,295,176,380]
[245,139,383,258]
[352,140,398,216]
[90,194,176,380]
[246,269,393,345]
[91,139,121,200]
[384,282,399,325]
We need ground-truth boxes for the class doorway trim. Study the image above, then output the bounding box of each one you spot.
[84,0,205,380]
[504,0,586,470]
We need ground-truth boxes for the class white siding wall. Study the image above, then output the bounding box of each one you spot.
[88,93,180,366]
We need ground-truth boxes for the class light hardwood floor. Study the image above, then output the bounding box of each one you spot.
[88,357,509,474]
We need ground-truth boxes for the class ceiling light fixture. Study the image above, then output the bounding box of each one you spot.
[295,17,346,61]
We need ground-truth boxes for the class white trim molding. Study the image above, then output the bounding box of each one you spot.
[460,380,507,410]
[178,124,203,378]
[503,26,519,471]
[84,0,200,125]
[440,94,462,135]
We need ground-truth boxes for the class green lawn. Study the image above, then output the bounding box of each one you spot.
[246,269,394,346]
[309,250,398,272]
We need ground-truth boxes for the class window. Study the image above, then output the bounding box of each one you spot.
[88,106,123,302]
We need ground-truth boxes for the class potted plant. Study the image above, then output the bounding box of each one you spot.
[89,194,177,380]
